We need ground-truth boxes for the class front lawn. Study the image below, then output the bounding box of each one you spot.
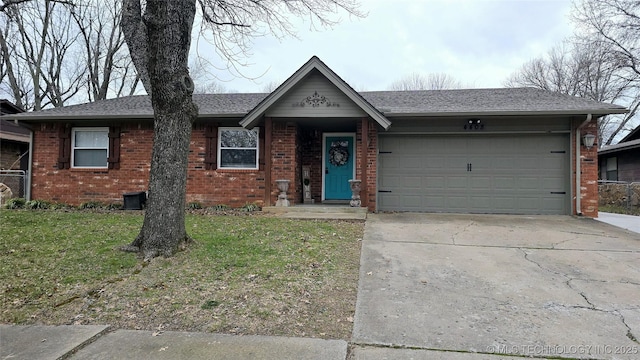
[0,210,363,339]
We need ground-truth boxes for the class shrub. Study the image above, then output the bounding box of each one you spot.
[78,201,105,210]
[25,199,52,210]
[4,198,25,209]
[187,201,203,210]
[210,204,230,211]
[240,202,261,212]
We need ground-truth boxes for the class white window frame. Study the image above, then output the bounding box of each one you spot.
[217,127,259,170]
[71,127,109,169]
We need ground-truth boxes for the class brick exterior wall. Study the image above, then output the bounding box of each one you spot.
[300,128,323,202]
[269,121,299,205]
[31,122,267,207]
[356,119,377,212]
[572,118,599,217]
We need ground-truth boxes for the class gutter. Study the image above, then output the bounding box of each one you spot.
[575,114,592,216]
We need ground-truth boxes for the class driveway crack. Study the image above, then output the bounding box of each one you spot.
[450,221,474,245]
[521,248,639,345]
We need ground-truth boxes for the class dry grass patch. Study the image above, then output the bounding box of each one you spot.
[1,210,363,340]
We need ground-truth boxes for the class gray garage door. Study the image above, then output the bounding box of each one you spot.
[378,134,570,214]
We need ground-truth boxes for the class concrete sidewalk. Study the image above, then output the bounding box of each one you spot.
[596,212,640,234]
[0,325,347,360]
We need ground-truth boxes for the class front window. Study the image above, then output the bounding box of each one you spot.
[72,127,109,168]
[218,127,259,169]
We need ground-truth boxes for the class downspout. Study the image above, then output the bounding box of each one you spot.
[575,114,592,216]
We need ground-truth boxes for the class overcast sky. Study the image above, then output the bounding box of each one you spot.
[193,0,575,93]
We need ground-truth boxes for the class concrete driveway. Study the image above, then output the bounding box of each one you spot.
[351,213,640,359]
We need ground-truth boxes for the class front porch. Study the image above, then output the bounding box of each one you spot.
[262,204,368,220]
[263,117,377,211]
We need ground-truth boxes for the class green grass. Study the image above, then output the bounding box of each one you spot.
[0,209,363,339]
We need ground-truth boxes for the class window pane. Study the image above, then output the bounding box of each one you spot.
[220,129,257,148]
[74,149,108,167]
[75,130,108,147]
[220,149,257,168]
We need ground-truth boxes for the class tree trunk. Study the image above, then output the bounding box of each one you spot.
[122,0,198,259]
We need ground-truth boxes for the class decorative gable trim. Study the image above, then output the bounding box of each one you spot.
[240,56,391,130]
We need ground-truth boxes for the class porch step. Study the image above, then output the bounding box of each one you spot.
[261,205,367,220]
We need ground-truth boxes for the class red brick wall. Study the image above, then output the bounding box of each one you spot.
[300,128,323,202]
[269,121,299,205]
[572,118,599,217]
[355,119,378,211]
[31,122,266,207]
[31,123,152,204]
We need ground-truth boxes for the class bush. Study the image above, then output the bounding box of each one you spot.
[25,199,52,210]
[210,204,230,211]
[78,201,105,210]
[4,198,25,209]
[240,202,261,212]
[187,201,203,210]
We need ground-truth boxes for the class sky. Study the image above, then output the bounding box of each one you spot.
[192,0,576,93]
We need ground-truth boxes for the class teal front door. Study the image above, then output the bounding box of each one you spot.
[324,135,354,200]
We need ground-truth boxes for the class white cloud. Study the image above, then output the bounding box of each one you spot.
[193,0,574,92]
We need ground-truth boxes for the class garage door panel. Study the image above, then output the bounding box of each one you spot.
[424,176,446,189]
[470,176,491,190]
[447,176,468,190]
[494,176,516,190]
[378,134,569,214]
[447,196,468,210]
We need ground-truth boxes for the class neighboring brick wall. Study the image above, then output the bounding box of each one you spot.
[30,122,266,207]
[1,141,24,170]
[572,119,599,217]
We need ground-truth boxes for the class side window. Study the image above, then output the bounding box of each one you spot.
[218,127,259,169]
[606,157,618,181]
[72,127,109,168]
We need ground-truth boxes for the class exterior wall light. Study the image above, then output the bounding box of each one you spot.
[582,133,596,149]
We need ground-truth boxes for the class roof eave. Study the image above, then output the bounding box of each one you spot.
[598,141,640,155]
[5,112,248,122]
[383,109,629,118]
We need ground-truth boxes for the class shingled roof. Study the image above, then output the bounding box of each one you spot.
[4,87,627,121]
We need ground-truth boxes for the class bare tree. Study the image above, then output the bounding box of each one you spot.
[0,0,142,109]
[571,0,640,144]
[260,80,281,93]
[505,39,639,146]
[189,59,229,93]
[70,0,141,101]
[0,0,83,110]
[388,72,463,91]
[121,0,363,259]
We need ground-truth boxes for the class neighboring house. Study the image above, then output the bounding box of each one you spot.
[0,100,28,198]
[4,57,627,217]
[598,125,640,182]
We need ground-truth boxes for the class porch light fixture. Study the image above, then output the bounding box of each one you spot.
[582,133,596,149]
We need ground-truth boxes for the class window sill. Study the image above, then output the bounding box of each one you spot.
[216,168,260,173]
[70,167,109,172]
